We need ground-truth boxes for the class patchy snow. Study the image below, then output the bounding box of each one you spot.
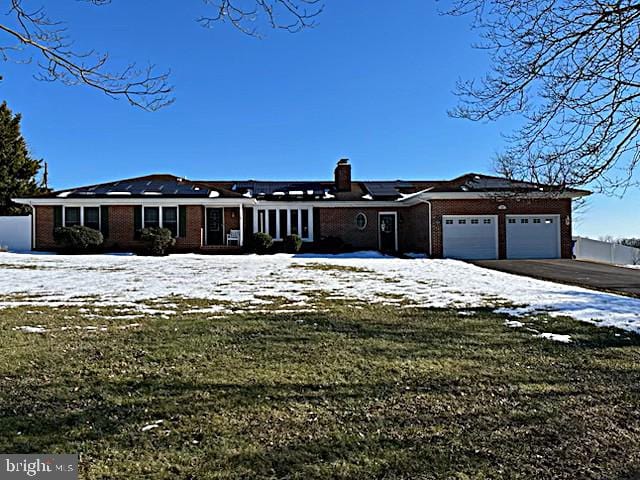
[538,332,572,343]
[504,320,524,328]
[13,325,47,334]
[1,252,640,333]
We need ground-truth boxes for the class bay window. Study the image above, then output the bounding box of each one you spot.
[254,206,313,241]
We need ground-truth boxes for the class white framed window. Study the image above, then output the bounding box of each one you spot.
[458,219,466,224]
[143,206,179,236]
[356,212,368,230]
[64,206,100,230]
[508,218,516,224]
[445,219,454,225]
[471,219,479,224]
[64,207,81,227]
[545,218,554,224]
[254,206,313,241]
[483,219,492,224]
[533,218,541,224]
[521,219,529,224]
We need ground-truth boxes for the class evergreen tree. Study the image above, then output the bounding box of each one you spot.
[0,102,43,215]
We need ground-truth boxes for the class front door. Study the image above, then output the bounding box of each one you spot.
[379,213,397,252]
[206,208,224,245]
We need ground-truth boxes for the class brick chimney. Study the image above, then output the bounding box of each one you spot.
[334,158,352,192]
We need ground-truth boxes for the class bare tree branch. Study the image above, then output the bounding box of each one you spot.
[446,0,640,193]
[0,0,323,110]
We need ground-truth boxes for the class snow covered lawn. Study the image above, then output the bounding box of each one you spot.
[0,251,639,332]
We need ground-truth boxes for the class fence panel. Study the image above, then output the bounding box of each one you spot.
[0,216,32,252]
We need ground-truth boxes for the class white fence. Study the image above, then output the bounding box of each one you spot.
[573,237,640,266]
[0,216,32,252]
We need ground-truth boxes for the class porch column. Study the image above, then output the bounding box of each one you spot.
[239,204,244,247]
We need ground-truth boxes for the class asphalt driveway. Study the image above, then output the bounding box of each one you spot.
[471,259,640,298]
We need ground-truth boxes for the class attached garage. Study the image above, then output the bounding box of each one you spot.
[506,215,560,259]
[443,215,498,260]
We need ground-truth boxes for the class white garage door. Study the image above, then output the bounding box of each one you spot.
[506,215,560,259]
[443,215,498,260]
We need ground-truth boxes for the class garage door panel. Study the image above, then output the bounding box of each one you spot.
[506,216,560,259]
[443,216,497,260]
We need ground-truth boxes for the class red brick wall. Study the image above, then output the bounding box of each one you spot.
[175,206,204,251]
[35,205,208,252]
[34,206,55,250]
[430,198,573,259]
[317,206,430,253]
[103,206,143,250]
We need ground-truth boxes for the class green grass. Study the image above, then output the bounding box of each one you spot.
[1,301,640,479]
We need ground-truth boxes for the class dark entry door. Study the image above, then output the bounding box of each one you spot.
[379,213,397,252]
[206,208,224,245]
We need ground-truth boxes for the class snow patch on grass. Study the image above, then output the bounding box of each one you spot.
[538,332,572,343]
[0,252,639,332]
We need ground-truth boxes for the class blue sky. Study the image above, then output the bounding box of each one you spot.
[2,0,638,238]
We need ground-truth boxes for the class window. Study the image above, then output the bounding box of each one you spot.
[162,207,178,237]
[533,218,541,224]
[279,210,288,237]
[290,209,299,235]
[471,219,479,224]
[255,207,313,241]
[356,212,368,230]
[84,207,100,231]
[508,219,516,224]
[545,218,554,224]
[458,219,466,224]
[267,210,277,238]
[64,207,81,227]
[483,219,492,224]
[445,219,453,225]
[301,209,309,238]
[144,207,160,229]
[520,219,529,224]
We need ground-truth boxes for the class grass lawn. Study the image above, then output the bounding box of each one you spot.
[1,300,640,479]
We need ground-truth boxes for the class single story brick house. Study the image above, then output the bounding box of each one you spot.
[14,159,589,259]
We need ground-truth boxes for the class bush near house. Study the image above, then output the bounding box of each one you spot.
[53,226,103,253]
[283,234,303,253]
[140,227,175,256]
[251,232,274,254]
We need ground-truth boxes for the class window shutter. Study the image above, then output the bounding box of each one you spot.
[133,206,142,239]
[53,206,63,233]
[179,206,187,238]
[100,206,109,238]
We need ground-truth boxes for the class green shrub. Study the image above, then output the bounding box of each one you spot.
[283,234,303,253]
[140,227,176,256]
[54,226,103,253]
[251,232,273,254]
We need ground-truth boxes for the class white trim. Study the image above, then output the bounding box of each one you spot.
[378,211,398,252]
[239,204,244,247]
[15,198,255,207]
[442,214,499,260]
